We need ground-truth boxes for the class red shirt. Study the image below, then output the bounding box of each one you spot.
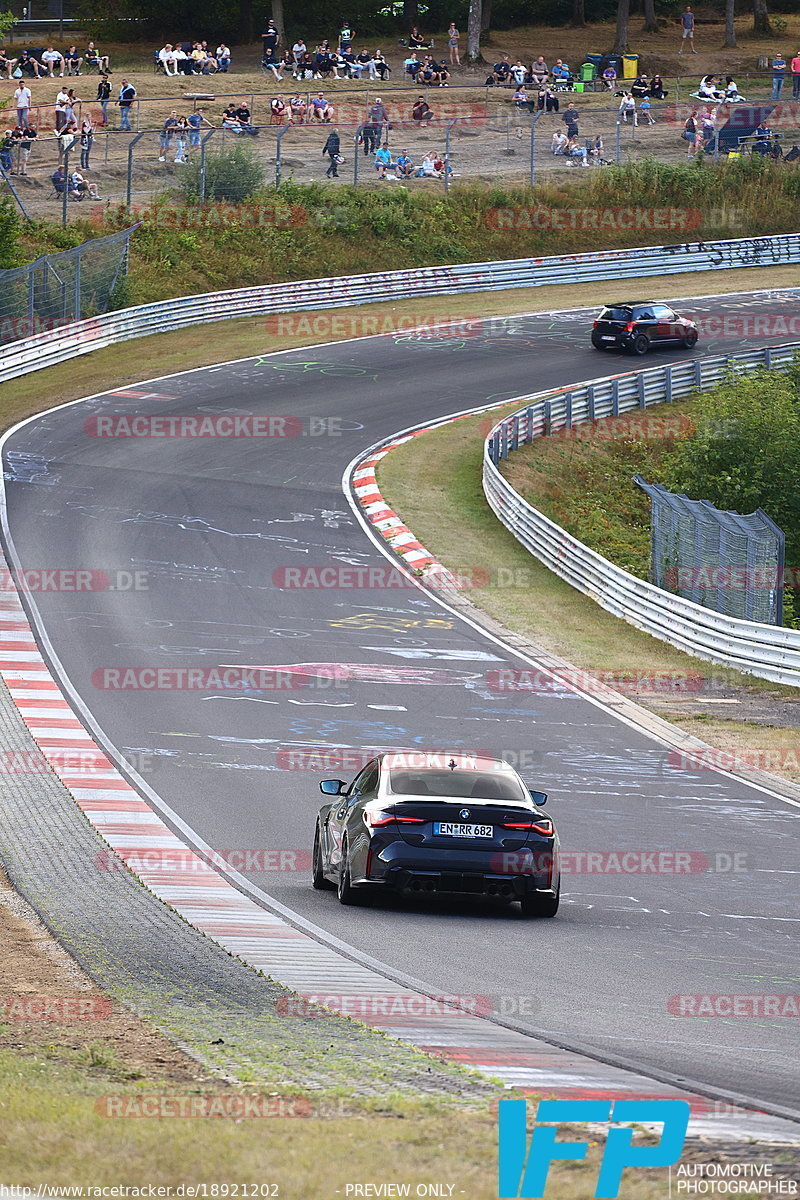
[792,55,800,74]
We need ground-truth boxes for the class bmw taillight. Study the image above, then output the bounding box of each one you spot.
[623,320,635,332]
[592,320,599,329]
[363,810,425,828]
[502,817,554,837]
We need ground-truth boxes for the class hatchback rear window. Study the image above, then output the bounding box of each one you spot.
[599,307,632,321]
[388,769,528,802]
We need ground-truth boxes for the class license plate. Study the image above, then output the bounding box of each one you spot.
[434,822,494,838]
[601,335,615,340]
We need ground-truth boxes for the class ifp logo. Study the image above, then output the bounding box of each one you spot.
[498,1098,690,1197]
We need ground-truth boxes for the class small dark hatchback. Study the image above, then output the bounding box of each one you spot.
[592,302,699,355]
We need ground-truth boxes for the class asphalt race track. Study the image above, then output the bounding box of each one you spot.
[3,291,799,1116]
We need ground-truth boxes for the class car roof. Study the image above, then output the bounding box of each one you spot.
[603,300,669,308]
[379,751,516,773]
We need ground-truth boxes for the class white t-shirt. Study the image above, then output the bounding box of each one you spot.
[14,85,32,107]
[56,89,70,110]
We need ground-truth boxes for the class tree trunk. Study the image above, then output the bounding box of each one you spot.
[642,0,658,34]
[481,0,493,35]
[571,0,586,27]
[403,0,419,29]
[724,0,736,46]
[613,0,630,54]
[467,0,483,64]
[239,0,254,44]
[271,0,286,44]
[753,0,772,36]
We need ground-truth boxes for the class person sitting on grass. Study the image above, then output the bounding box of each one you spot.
[551,59,571,86]
[514,84,531,109]
[42,45,64,77]
[84,42,110,72]
[725,76,746,101]
[567,135,590,165]
[395,149,414,177]
[416,152,441,177]
[0,48,18,79]
[158,44,178,76]
[404,52,421,80]
[412,95,433,123]
[489,55,512,86]
[408,27,429,50]
[631,73,650,98]
[18,50,45,78]
[437,59,450,85]
[64,46,82,75]
[551,129,568,155]
[590,133,604,162]
[311,92,334,122]
[601,64,617,90]
[216,44,231,72]
[698,73,724,101]
[374,144,395,177]
[51,164,82,198]
[70,169,100,198]
[530,56,548,86]
[649,74,668,99]
[262,46,283,81]
[638,95,655,125]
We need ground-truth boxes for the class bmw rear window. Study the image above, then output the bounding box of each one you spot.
[388,769,528,802]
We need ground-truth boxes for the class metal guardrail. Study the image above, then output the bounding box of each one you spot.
[2,232,800,378]
[483,344,800,686]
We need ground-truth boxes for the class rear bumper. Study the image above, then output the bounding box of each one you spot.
[384,868,554,898]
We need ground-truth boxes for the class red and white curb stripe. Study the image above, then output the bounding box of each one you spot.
[0,557,795,1142]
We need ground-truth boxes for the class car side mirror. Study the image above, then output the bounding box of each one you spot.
[529,789,547,806]
[320,779,346,795]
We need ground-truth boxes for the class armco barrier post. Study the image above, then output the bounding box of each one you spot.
[126,131,146,208]
[275,125,288,188]
[444,120,456,194]
[199,128,215,203]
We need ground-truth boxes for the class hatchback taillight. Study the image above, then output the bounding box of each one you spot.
[624,320,635,332]
[592,320,599,329]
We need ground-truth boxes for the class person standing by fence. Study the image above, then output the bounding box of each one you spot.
[771,52,787,99]
[79,117,93,169]
[14,81,31,128]
[323,127,341,177]
[118,78,136,132]
[96,74,111,126]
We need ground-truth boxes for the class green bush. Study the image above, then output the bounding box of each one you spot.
[0,196,20,269]
[178,145,265,204]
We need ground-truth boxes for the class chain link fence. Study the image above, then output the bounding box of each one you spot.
[0,226,136,347]
[635,475,785,626]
